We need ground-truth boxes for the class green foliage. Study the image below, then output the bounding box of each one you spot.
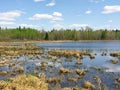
[0,27,40,41]
[0,26,120,41]
[101,30,107,40]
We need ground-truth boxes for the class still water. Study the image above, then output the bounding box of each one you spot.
[36,41,120,50]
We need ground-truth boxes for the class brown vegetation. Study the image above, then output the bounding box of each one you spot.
[0,74,48,90]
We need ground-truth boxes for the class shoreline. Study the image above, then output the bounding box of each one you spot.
[0,40,120,43]
[38,40,120,42]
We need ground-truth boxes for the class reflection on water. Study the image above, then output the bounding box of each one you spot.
[104,64,120,72]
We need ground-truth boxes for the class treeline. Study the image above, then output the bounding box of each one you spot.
[0,26,120,41]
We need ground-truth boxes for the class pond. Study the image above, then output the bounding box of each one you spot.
[0,41,120,90]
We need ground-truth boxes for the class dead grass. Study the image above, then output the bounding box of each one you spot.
[0,74,48,90]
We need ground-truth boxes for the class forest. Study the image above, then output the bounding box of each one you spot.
[0,26,120,41]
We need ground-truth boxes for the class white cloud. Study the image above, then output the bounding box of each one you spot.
[52,12,63,21]
[0,10,23,21]
[71,24,89,28]
[0,21,15,25]
[29,12,63,21]
[102,5,120,14]
[52,17,63,21]
[46,0,55,7]
[53,12,62,17]
[29,14,53,20]
[85,10,92,14]
[34,0,45,2]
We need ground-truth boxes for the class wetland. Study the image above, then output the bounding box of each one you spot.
[0,41,120,90]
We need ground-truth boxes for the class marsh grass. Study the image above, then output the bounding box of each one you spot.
[110,60,119,64]
[0,74,48,90]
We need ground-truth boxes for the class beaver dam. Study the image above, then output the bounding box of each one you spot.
[0,42,120,90]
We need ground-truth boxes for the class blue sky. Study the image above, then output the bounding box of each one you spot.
[0,0,120,30]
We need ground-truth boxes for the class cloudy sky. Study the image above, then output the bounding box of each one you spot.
[0,0,120,30]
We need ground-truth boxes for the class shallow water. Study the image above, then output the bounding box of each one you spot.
[0,41,120,90]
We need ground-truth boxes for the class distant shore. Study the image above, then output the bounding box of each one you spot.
[0,40,120,44]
